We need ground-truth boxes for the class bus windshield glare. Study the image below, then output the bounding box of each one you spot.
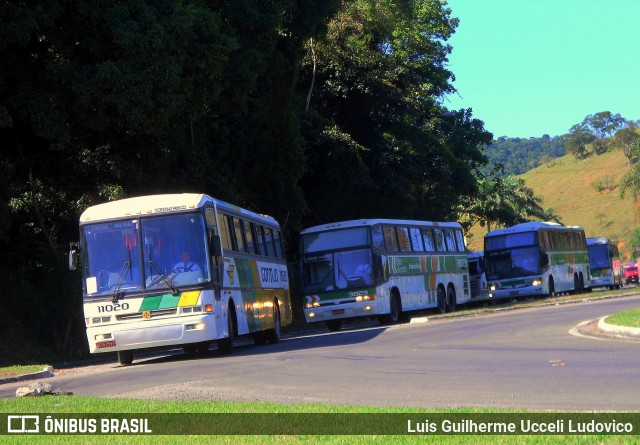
[81,213,210,297]
[302,248,373,292]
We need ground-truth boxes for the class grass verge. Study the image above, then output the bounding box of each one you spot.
[605,307,640,328]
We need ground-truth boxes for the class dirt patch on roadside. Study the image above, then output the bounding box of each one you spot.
[573,319,640,343]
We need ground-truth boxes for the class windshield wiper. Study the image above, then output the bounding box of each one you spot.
[147,259,180,295]
[111,260,131,302]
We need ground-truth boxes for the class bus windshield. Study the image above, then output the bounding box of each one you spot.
[486,247,541,280]
[81,213,210,297]
[588,244,610,270]
[302,249,373,293]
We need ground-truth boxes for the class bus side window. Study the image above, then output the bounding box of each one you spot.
[233,218,247,253]
[433,228,446,252]
[244,221,256,255]
[273,230,284,259]
[255,225,266,256]
[217,213,234,251]
[443,229,457,252]
[454,229,465,252]
[264,227,275,257]
[397,227,411,252]
[383,226,398,252]
[410,228,424,252]
[372,225,385,250]
[422,228,436,252]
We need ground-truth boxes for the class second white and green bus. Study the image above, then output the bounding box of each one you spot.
[484,221,590,300]
[70,193,291,365]
[300,219,471,331]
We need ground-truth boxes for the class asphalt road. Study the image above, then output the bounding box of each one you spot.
[2,294,640,410]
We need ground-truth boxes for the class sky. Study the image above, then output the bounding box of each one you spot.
[443,0,640,138]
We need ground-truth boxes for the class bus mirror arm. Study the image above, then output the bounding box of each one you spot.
[69,242,80,271]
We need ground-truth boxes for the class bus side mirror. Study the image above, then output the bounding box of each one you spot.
[69,242,79,271]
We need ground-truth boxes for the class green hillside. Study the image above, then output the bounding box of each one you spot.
[467,150,639,261]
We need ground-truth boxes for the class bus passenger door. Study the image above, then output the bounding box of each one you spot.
[208,228,223,301]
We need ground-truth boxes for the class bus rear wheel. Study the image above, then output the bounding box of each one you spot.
[117,350,133,366]
[447,286,456,312]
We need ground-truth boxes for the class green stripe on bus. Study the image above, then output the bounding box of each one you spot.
[158,294,181,309]
[139,295,163,311]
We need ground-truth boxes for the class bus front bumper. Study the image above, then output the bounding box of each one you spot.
[304,302,379,323]
[488,284,545,300]
[86,313,217,354]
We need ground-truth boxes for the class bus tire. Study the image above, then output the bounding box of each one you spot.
[217,310,235,355]
[447,285,456,312]
[437,286,447,314]
[378,291,400,325]
[572,274,579,294]
[265,303,281,344]
[117,350,133,366]
[326,319,342,332]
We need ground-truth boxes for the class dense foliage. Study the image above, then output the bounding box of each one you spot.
[485,135,566,176]
[0,0,554,361]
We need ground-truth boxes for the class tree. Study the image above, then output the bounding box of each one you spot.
[565,112,628,159]
[460,176,561,234]
[298,0,491,226]
[612,124,640,166]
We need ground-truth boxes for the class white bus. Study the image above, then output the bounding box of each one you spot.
[587,237,623,290]
[69,193,291,365]
[300,219,471,331]
[484,222,590,300]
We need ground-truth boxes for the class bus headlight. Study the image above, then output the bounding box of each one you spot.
[489,283,499,291]
[305,302,320,309]
[531,279,542,286]
[355,295,375,302]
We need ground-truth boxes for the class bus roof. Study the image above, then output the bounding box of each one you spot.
[485,221,584,238]
[79,193,278,226]
[587,237,612,246]
[300,218,462,235]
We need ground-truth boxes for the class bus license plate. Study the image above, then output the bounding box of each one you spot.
[332,309,345,315]
[96,340,116,349]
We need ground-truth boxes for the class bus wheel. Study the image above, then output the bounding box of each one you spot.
[117,350,133,366]
[326,319,342,332]
[447,286,456,312]
[265,304,281,344]
[548,278,556,298]
[437,286,447,314]
[217,311,235,355]
[572,274,579,294]
[378,292,400,325]
[389,292,400,323]
[579,274,585,293]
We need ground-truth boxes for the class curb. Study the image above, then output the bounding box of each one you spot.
[597,316,640,338]
[0,368,55,386]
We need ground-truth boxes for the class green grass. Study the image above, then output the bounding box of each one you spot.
[0,398,637,444]
[0,365,50,380]
[605,307,640,328]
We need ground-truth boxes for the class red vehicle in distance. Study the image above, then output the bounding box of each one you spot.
[623,263,639,285]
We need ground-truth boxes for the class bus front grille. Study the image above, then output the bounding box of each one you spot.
[116,309,177,320]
